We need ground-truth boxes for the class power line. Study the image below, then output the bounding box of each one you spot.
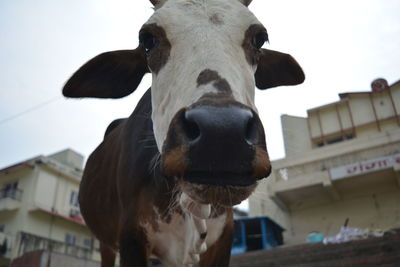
[0,96,62,125]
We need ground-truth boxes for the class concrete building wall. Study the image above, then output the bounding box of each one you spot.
[21,210,92,246]
[391,85,400,109]
[372,91,395,120]
[32,166,81,217]
[0,150,100,265]
[34,169,57,211]
[273,134,400,182]
[308,111,321,138]
[281,115,312,156]
[0,167,38,254]
[350,95,376,125]
[337,102,353,130]
[307,81,400,148]
[319,106,340,136]
[289,189,400,244]
[249,79,400,246]
[49,149,84,170]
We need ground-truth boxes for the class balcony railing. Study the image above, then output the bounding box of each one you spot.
[17,232,94,260]
[0,188,23,201]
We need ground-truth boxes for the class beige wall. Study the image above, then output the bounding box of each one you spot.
[391,83,400,110]
[49,149,84,170]
[0,150,100,263]
[33,166,80,216]
[34,169,57,211]
[307,83,400,148]
[256,129,400,244]
[281,115,312,156]
[288,188,400,244]
[250,81,400,246]
[26,211,93,246]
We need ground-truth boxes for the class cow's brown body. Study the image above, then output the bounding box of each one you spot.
[79,90,234,266]
[63,1,305,266]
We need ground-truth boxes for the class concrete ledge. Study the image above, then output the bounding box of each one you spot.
[230,229,400,266]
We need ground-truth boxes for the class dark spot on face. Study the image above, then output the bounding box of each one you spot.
[242,24,267,65]
[197,69,220,86]
[209,13,224,25]
[200,232,207,239]
[197,69,232,93]
[139,24,171,74]
[214,79,231,93]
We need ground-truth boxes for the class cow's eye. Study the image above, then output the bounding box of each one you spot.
[252,31,268,50]
[139,32,159,53]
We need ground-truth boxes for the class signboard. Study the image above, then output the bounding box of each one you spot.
[329,153,400,180]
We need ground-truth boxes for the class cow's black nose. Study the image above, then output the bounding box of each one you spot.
[161,103,269,186]
[182,106,257,147]
[176,105,264,185]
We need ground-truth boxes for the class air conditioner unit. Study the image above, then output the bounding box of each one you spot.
[69,208,81,217]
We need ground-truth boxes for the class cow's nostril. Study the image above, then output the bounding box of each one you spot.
[245,115,257,145]
[182,112,201,143]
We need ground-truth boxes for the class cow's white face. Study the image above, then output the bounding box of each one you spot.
[62,0,304,207]
[142,0,262,150]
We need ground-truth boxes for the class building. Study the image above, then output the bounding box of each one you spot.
[0,149,100,266]
[249,78,400,245]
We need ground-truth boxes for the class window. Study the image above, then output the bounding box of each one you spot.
[313,131,356,148]
[326,136,343,145]
[83,238,93,249]
[316,141,324,147]
[65,233,76,245]
[69,191,79,207]
[1,181,19,200]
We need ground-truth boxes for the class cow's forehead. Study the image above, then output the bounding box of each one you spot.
[144,0,264,152]
[145,0,261,40]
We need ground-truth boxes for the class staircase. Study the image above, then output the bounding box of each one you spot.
[230,229,400,266]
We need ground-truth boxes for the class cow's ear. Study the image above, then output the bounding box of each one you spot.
[63,48,149,98]
[149,0,166,8]
[238,0,253,6]
[255,49,305,89]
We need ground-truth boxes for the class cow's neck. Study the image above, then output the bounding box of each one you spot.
[143,193,228,266]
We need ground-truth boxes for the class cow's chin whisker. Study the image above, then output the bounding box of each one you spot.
[179,180,258,208]
[159,180,182,219]
[179,192,211,219]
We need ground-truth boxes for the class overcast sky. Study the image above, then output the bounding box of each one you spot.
[1,0,399,171]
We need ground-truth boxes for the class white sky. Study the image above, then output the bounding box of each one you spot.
[1,0,399,173]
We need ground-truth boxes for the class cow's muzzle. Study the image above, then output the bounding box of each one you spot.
[161,101,271,206]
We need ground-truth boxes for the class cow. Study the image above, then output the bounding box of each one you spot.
[62,0,304,266]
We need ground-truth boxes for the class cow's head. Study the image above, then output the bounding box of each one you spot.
[63,0,304,207]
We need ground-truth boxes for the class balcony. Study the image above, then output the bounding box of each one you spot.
[17,232,94,261]
[269,154,400,211]
[29,206,86,226]
[0,188,22,211]
[268,171,339,211]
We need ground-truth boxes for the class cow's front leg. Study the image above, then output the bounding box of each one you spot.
[119,225,149,267]
[100,242,116,267]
